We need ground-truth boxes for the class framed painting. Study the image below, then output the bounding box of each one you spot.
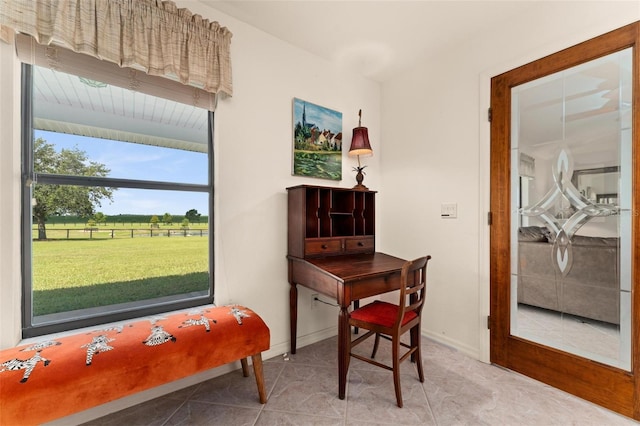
[292,98,342,180]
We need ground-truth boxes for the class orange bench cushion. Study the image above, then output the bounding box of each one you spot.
[0,305,270,426]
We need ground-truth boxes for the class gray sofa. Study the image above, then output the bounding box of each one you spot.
[517,226,619,324]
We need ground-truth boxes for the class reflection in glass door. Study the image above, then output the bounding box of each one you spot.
[510,49,632,369]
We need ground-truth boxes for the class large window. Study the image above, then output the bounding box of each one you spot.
[22,64,214,337]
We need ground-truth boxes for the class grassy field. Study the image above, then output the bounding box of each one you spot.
[32,236,209,316]
[293,150,342,180]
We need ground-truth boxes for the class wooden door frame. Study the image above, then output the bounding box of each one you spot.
[489,21,640,418]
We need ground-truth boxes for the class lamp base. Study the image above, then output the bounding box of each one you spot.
[353,170,368,191]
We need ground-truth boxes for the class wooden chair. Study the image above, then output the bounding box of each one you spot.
[348,255,431,407]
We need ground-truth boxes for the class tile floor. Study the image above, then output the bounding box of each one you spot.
[82,332,638,425]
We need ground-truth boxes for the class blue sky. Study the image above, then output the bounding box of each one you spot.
[36,130,209,216]
[293,98,342,134]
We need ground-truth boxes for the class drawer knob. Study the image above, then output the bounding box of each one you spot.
[357,242,364,246]
[321,244,328,249]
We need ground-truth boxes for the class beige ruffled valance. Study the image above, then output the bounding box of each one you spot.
[0,0,233,97]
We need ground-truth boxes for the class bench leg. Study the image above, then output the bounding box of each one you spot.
[240,358,250,377]
[251,353,267,404]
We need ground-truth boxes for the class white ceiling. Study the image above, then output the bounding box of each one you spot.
[204,0,539,82]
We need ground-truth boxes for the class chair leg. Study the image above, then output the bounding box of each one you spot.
[392,337,403,408]
[414,327,424,382]
[371,333,381,359]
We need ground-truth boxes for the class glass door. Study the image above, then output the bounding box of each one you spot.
[511,48,632,370]
[490,22,639,418]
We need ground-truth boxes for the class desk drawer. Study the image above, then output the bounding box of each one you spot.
[305,239,342,256]
[345,236,374,253]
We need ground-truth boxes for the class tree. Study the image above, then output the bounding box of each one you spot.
[181,218,190,229]
[150,215,160,228]
[94,212,107,225]
[162,212,173,225]
[185,209,201,223]
[33,138,114,240]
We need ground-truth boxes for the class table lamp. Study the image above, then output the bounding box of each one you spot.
[349,109,373,190]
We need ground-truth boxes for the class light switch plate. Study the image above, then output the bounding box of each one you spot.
[441,203,457,219]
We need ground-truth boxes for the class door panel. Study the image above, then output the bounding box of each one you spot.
[490,21,639,418]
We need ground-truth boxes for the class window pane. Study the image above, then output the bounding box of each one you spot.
[31,185,210,322]
[24,63,213,336]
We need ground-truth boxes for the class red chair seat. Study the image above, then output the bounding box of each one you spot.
[351,301,417,328]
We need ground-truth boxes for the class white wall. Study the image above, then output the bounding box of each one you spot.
[380,1,640,361]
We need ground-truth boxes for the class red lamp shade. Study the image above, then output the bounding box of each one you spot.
[349,109,373,190]
[349,127,373,157]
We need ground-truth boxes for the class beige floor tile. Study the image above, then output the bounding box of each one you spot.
[164,400,260,425]
[263,363,347,419]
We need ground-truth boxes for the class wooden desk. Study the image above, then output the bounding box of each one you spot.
[288,252,407,399]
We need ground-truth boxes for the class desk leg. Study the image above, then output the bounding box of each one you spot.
[338,305,349,400]
[289,282,298,354]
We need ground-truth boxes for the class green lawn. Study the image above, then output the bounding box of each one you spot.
[293,150,342,180]
[32,236,209,316]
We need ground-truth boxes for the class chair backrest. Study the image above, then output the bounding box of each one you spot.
[395,255,431,328]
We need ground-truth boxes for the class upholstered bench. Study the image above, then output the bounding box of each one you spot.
[0,305,270,425]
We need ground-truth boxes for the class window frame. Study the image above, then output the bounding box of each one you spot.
[21,63,215,338]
